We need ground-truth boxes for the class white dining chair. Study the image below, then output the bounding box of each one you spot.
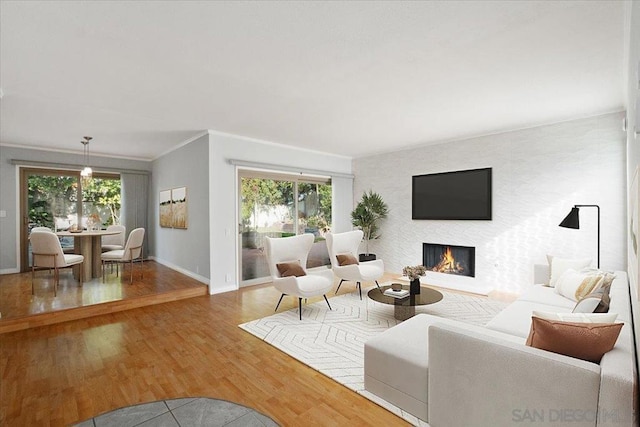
[326,230,384,299]
[101,224,126,251]
[265,233,334,320]
[30,226,53,233]
[101,228,145,284]
[30,230,84,296]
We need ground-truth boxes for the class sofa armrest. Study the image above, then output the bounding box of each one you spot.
[428,322,601,427]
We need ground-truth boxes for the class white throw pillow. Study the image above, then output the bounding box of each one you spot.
[554,269,605,302]
[572,295,602,313]
[532,311,618,323]
[546,255,592,287]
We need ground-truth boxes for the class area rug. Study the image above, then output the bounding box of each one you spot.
[239,285,508,426]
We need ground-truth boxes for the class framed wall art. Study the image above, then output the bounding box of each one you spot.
[171,186,188,229]
[159,189,173,228]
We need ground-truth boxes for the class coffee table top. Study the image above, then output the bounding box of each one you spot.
[367,283,443,307]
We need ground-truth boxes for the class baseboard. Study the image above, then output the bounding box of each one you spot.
[149,256,210,286]
[208,284,237,295]
[0,267,20,275]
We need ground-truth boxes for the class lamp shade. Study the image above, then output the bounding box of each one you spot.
[559,207,580,229]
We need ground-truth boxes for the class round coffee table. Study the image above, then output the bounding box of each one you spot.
[368,283,443,320]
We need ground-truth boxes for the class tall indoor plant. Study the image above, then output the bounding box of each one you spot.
[351,190,389,261]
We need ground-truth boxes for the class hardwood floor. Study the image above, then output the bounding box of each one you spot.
[0,268,413,426]
[0,261,208,334]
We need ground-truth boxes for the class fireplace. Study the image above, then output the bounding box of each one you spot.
[423,243,475,278]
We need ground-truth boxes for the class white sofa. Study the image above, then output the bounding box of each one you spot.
[364,267,637,426]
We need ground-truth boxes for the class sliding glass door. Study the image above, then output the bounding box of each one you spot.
[19,168,121,272]
[238,170,332,285]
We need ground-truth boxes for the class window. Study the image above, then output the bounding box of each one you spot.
[239,171,332,284]
[20,168,121,270]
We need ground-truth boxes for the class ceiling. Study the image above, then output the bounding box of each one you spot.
[0,1,626,161]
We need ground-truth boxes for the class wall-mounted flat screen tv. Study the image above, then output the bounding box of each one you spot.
[412,167,492,220]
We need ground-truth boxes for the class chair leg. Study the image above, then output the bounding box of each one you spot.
[102,260,105,283]
[275,293,286,312]
[357,282,362,300]
[323,295,332,310]
[298,297,303,320]
[375,280,382,292]
[31,265,35,295]
[335,279,346,294]
[79,262,83,287]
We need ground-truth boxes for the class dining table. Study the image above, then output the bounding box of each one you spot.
[56,229,121,281]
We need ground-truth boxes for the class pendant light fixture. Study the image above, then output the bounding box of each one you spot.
[80,136,93,178]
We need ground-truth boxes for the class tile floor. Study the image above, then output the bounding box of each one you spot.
[73,397,279,427]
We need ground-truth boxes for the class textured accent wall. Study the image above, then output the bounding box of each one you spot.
[353,112,626,294]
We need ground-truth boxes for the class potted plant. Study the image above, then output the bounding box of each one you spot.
[351,190,389,262]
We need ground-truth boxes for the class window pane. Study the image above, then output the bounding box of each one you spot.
[298,181,332,268]
[241,177,295,281]
[82,177,122,229]
[28,174,78,232]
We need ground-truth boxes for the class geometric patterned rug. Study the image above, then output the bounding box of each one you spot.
[239,284,508,426]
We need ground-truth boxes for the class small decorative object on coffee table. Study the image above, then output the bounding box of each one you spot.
[368,283,443,320]
[403,265,426,295]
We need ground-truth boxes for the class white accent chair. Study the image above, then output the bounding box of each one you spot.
[101,224,126,252]
[265,233,334,320]
[101,228,145,284]
[30,230,84,296]
[326,230,384,299]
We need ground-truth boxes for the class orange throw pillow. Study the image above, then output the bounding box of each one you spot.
[526,316,623,363]
[276,261,306,277]
[336,254,359,266]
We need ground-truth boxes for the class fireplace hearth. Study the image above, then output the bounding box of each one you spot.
[423,243,475,278]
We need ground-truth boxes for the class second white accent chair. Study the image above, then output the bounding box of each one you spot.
[101,225,126,252]
[326,230,384,299]
[101,228,145,284]
[265,233,334,320]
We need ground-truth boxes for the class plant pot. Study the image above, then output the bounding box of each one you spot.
[410,278,421,295]
[359,253,376,262]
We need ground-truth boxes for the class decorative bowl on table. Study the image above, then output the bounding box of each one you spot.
[391,283,403,292]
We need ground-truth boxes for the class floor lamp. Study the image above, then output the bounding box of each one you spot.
[558,204,600,268]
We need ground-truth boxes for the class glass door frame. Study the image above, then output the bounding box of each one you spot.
[19,167,119,272]
[237,168,331,287]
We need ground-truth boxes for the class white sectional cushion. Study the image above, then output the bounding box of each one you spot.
[547,255,592,287]
[532,311,619,323]
[486,300,573,338]
[518,285,576,309]
[555,269,604,301]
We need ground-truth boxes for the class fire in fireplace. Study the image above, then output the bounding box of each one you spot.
[423,243,475,278]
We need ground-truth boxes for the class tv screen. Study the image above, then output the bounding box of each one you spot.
[412,168,492,220]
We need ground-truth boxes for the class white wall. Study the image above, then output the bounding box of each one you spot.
[353,112,626,294]
[208,131,353,294]
[150,134,210,283]
[624,0,640,388]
